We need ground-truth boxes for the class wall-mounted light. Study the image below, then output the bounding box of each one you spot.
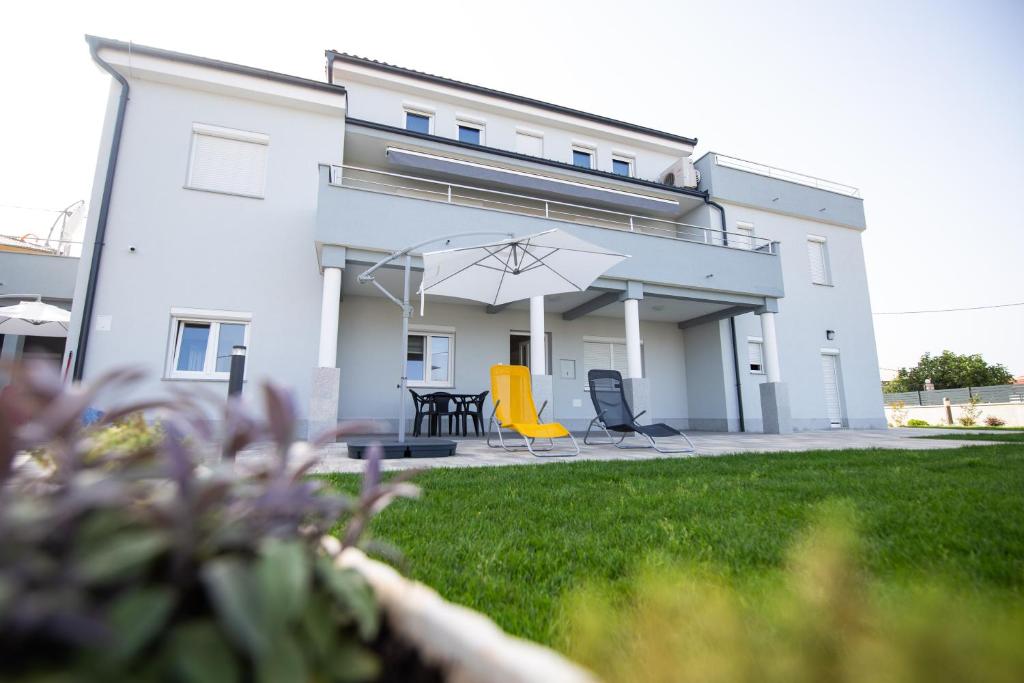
[826,329,835,341]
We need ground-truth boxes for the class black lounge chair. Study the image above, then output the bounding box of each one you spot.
[585,369,695,453]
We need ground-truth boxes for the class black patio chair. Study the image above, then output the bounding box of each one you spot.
[428,392,461,437]
[409,390,432,437]
[457,391,489,437]
[585,369,695,453]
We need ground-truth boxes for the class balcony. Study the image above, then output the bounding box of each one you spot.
[328,165,776,252]
[315,165,785,302]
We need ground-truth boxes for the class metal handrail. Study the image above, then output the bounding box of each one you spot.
[713,153,861,198]
[328,164,777,254]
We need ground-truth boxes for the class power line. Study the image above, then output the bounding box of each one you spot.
[873,301,1024,315]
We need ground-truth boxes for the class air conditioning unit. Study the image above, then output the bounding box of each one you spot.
[659,158,699,189]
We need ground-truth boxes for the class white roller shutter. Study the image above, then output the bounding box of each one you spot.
[515,131,543,157]
[821,353,843,427]
[187,123,269,198]
[748,339,764,373]
[807,238,829,284]
[583,340,630,383]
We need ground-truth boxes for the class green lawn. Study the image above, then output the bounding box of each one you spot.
[905,424,1024,430]
[325,445,1024,647]
[914,432,1024,443]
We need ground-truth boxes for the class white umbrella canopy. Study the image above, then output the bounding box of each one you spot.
[0,300,71,337]
[419,229,629,306]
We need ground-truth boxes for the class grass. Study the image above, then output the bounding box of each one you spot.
[914,432,1024,443]
[904,424,1024,430]
[324,445,1024,648]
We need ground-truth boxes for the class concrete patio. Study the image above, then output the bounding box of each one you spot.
[235,427,1002,474]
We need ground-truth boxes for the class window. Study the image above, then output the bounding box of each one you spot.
[516,130,543,157]
[807,236,831,285]
[734,221,755,250]
[748,337,765,374]
[571,146,595,169]
[611,155,634,177]
[186,123,269,199]
[407,332,454,387]
[457,120,484,145]
[404,110,433,134]
[167,308,251,379]
[583,337,641,387]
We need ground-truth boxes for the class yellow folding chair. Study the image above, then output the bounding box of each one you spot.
[487,365,579,457]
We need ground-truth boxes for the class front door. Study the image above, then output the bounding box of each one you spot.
[821,353,843,428]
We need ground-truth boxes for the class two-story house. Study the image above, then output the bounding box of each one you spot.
[65,36,885,437]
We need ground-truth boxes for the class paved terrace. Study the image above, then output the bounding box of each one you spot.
[232,428,1002,474]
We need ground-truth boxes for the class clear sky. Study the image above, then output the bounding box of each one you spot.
[2,0,1021,376]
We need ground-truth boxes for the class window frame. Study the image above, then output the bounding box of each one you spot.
[734,220,755,250]
[570,144,596,169]
[807,234,832,286]
[509,330,552,376]
[515,128,544,157]
[582,335,643,390]
[747,336,765,375]
[406,329,455,388]
[455,117,485,145]
[165,308,252,381]
[611,153,635,178]
[403,107,435,135]
[185,123,270,199]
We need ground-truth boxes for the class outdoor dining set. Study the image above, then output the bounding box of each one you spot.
[409,390,489,438]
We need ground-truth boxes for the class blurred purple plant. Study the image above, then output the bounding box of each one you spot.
[0,361,419,682]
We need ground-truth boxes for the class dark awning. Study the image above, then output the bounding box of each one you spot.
[386,147,681,217]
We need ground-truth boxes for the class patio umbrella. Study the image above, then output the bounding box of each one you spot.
[0,300,71,337]
[419,228,629,307]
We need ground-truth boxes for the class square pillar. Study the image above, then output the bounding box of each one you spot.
[759,381,792,434]
[624,377,651,426]
[310,260,343,439]
[309,367,342,439]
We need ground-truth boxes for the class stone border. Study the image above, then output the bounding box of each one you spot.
[322,538,597,683]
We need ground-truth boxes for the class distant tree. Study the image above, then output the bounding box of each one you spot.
[883,350,1014,393]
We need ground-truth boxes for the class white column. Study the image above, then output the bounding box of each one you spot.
[759,311,781,383]
[624,297,643,379]
[529,295,546,375]
[317,267,342,367]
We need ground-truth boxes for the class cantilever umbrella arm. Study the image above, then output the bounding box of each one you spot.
[357,231,513,444]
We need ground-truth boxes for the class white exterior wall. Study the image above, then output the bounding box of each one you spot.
[723,203,886,430]
[336,71,690,182]
[336,296,688,431]
[67,73,345,427]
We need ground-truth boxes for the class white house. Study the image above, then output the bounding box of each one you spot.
[65,36,885,436]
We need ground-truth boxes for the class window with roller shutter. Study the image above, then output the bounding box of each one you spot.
[583,338,641,388]
[186,123,269,199]
[807,236,831,285]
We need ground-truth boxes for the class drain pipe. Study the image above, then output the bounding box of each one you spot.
[74,37,129,381]
[705,195,746,432]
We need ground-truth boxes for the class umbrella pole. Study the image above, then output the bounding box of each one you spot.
[398,253,412,444]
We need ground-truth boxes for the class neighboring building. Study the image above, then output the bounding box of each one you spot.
[0,247,79,380]
[66,36,885,435]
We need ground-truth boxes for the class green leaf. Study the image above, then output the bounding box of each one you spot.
[171,620,241,683]
[256,631,308,683]
[77,531,169,584]
[300,594,334,659]
[317,559,380,641]
[328,642,381,683]
[107,586,177,662]
[201,558,268,656]
[256,539,310,626]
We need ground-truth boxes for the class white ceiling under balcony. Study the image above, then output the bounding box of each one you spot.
[340,266,735,324]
